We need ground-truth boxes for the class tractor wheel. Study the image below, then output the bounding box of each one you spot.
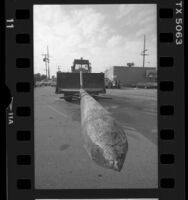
[64,94,72,102]
[65,97,72,102]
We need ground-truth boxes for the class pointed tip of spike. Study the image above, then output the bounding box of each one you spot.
[111,156,126,172]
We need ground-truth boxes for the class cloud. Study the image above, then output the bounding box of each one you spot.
[135,25,156,38]
[118,5,156,27]
[72,8,106,38]
[107,35,123,47]
[34,4,157,76]
[116,4,135,19]
[34,6,108,74]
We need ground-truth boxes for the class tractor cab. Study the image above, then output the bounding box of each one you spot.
[71,57,91,73]
[56,57,106,100]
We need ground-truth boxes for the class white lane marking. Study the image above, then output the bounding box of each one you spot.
[122,124,136,131]
[47,105,68,118]
[141,111,157,117]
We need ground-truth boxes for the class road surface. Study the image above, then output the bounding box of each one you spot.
[35,87,157,189]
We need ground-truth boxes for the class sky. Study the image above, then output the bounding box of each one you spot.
[34,4,157,76]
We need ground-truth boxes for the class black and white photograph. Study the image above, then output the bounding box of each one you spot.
[34,4,158,189]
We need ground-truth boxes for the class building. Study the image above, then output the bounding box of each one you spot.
[104,66,157,87]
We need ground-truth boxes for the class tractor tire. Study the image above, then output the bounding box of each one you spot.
[65,97,72,102]
[64,94,72,102]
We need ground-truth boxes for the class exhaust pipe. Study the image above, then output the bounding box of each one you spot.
[80,89,128,171]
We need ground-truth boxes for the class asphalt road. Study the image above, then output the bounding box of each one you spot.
[35,87,157,189]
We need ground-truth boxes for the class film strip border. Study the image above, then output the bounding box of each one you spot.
[158,6,175,192]
[5,1,185,200]
[6,3,34,200]
[158,2,184,200]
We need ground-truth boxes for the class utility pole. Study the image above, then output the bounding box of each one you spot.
[42,46,51,79]
[47,46,50,79]
[57,66,61,72]
[140,35,149,68]
[44,55,48,79]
